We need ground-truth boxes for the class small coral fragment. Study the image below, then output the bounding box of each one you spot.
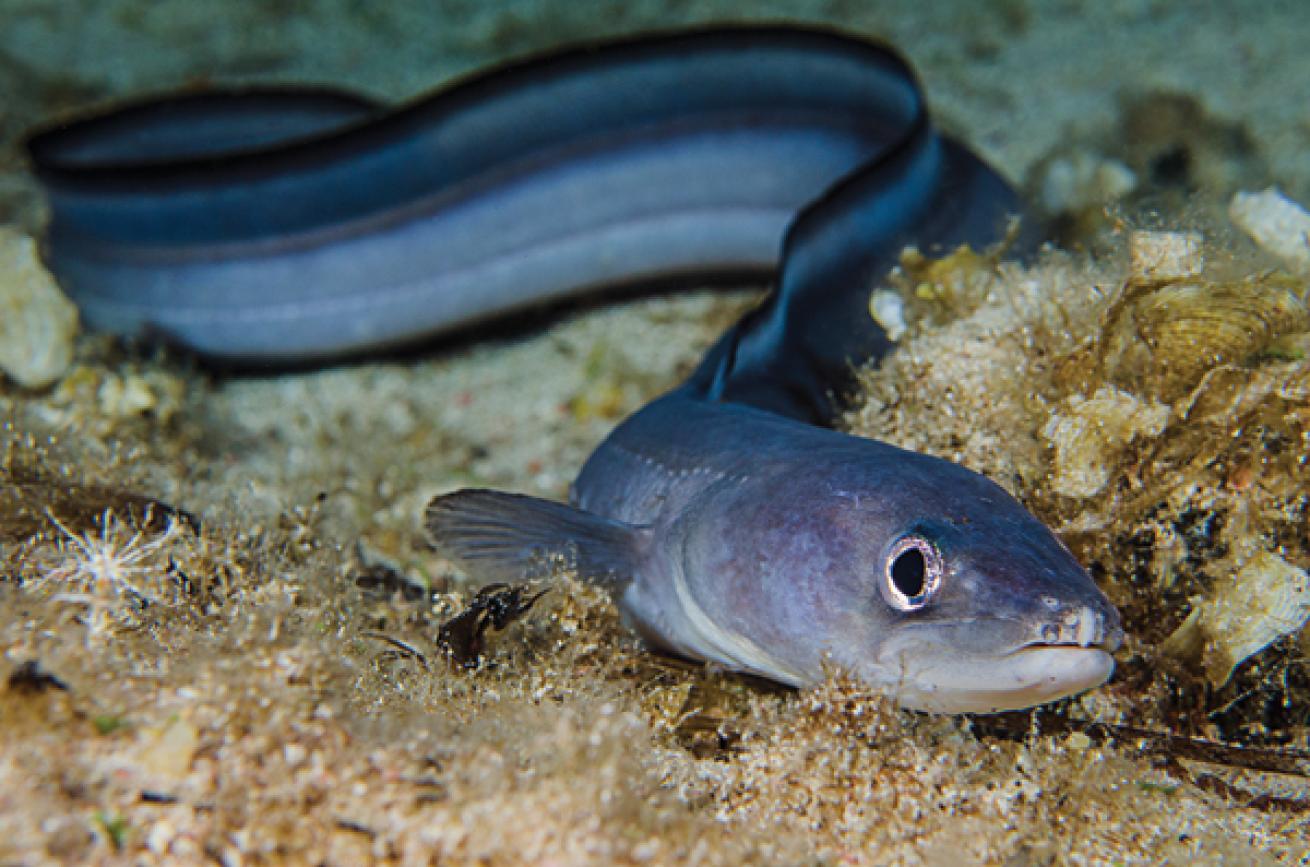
[1162,551,1310,687]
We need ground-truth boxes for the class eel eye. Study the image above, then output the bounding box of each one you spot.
[881,535,944,611]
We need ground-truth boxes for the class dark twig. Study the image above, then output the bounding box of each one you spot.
[973,712,1310,777]
[362,631,431,672]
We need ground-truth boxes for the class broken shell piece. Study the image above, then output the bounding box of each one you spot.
[1041,386,1170,498]
[1162,551,1310,687]
[1135,280,1306,389]
[1109,276,1308,401]
[1229,188,1310,275]
[1128,230,1204,284]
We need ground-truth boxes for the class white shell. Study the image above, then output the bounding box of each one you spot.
[1163,551,1310,686]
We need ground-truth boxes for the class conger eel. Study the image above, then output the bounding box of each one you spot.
[27,26,1123,713]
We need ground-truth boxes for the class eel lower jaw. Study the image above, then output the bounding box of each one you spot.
[883,645,1116,715]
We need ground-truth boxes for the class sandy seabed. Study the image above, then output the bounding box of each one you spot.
[2,1,1310,864]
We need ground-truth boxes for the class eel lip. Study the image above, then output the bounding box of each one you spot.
[891,645,1116,714]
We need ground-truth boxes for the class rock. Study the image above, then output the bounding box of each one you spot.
[0,228,78,388]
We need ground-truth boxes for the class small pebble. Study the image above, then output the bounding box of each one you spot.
[868,289,908,341]
[1066,732,1092,751]
[139,716,200,780]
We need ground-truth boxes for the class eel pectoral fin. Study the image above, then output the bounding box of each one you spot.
[425,489,648,588]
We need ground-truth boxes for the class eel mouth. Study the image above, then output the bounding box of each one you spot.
[885,644,1116,714]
